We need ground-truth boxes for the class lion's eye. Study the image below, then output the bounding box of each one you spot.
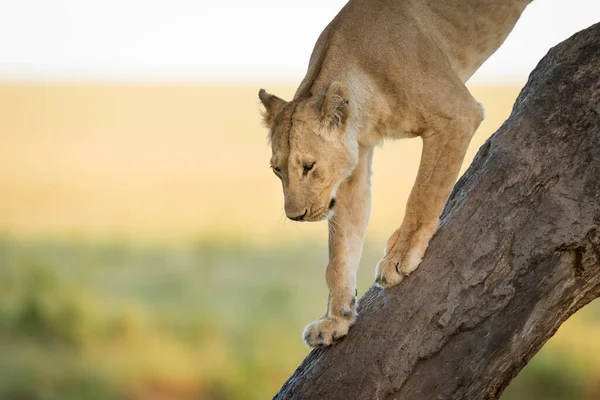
[303,162,315,176]
[272,166,282,177]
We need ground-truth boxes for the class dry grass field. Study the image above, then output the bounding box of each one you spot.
[1,84,599,399]
[0,84,519,243]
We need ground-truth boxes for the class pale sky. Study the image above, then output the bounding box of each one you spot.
[0,0,598,84]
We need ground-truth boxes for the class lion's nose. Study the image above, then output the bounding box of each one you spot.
[288,209,307,221]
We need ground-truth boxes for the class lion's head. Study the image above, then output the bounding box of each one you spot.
[259,82,359,221]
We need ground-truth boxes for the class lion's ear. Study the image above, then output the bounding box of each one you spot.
[321,82,350,129]
[259,89,286,128]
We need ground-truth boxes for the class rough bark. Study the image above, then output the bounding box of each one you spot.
[275,23,600,400]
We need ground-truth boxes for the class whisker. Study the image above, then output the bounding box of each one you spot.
[328,216,340,237]
[281,212,287,228]
[328,223,336,238]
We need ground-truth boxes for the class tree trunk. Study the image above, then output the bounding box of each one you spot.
[275,23,600,400]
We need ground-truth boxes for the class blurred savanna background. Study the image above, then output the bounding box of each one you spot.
[1,1,599,399]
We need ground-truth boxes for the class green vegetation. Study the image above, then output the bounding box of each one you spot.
[0,238,598,399]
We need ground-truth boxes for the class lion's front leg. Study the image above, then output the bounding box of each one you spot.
[376,104,483,288]
[303,146,373,347]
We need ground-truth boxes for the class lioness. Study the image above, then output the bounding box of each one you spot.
[259,0,532,347]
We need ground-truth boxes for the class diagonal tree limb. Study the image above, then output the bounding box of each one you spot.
[275,22,600,400]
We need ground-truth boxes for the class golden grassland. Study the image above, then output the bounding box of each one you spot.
[0,83,519,244]
[0,84,599,399]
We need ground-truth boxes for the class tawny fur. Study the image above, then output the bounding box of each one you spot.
[259,0,532,348]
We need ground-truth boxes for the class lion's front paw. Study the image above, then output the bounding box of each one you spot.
[375,253,405,288]
[375,247,424,288]
[302,316,353,347]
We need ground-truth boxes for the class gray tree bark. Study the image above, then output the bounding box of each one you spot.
[275,22,600,400]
